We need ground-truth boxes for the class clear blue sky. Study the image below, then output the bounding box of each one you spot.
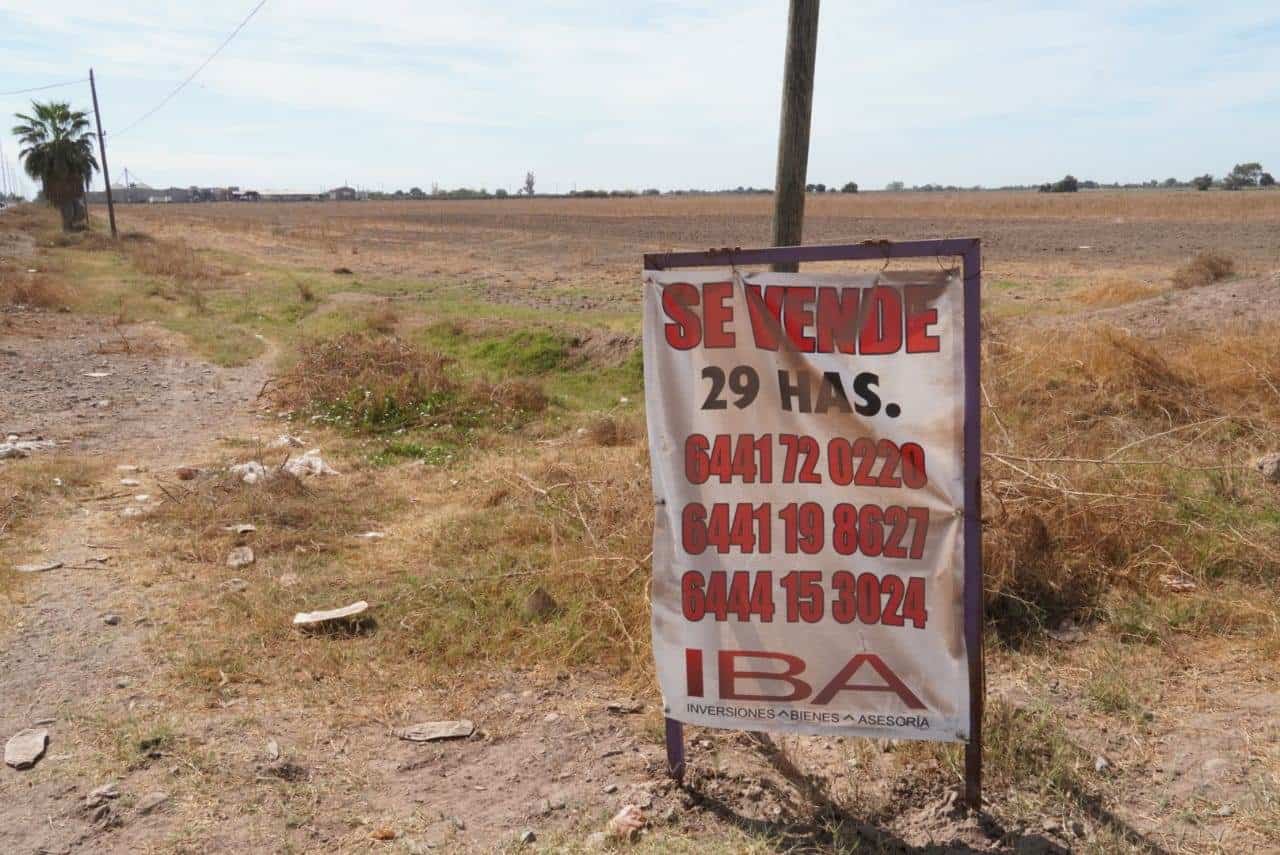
[2,0,1277,194]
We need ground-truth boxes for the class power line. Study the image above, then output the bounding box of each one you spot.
[112,0,268,138]
[0,78,89,97]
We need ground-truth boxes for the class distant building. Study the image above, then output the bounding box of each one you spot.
[257,189,323,202]
[84,183,359,204]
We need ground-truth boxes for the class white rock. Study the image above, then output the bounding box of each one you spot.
[121,505,145,518]
[117,464,140,473]
[0,439,56,459]
[607,805,645,841]
[230,461,268,484]
[15,561,62,574]
[120,478,141,487]
[282,449,339,478]
[226,546,255,569]
[355,531,386,539]
[134,494,151,502]
[85,782,120,808]
[394,720,475,742]
[223,523,256,534]
[4,728,48,769]
[83,371,112,378]
[293,601,368,626]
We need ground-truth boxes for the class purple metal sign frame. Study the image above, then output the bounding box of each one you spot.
[643,238,985,809]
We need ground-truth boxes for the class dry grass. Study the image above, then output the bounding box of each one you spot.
[1071,277,1162,307]
[273,331,547,435]
[151,464,387,564]
[981,320,1280,636]
[484,377,550,414]
[0,269,70,308]
[124,237,219,283]
[139,457,409,699]
[584,413,641,447]
[276,331,454,418]
[1171,251,1235,288]
[291,276,317,303]
[0,456,99,540]
[0,456,102,596]
[361,304,398,334]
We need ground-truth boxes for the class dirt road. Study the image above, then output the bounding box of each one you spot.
[0,308,682,853]
[0,308,273,853]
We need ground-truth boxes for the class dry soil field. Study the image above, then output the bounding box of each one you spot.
[1,191,1278,854]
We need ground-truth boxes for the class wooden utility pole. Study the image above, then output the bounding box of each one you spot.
[88,68,118,238]
[770,0,820,272]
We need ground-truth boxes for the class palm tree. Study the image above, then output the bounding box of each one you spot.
[12,101,99,231]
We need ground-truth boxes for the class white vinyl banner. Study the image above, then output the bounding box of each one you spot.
[644,268,970,742]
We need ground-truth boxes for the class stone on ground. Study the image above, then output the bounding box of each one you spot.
[394,720,475,742]
[522,586,557,620]
[293,600,368,627]
[226,546,255,569]
[136,791,170,815]
[15,561,62,574]
[5,727,49,769]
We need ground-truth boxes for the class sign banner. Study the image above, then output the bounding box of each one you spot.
[643,268,971,742]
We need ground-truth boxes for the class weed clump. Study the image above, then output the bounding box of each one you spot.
[1171,251,1234,288]
[276,332,455,432]
[1071,277,1160,307]
[0,269,69,309]
[484,378,549,414]
[585,414,639,447]
[274,331,546,435]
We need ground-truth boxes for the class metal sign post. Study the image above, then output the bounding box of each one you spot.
[643,237,985,808]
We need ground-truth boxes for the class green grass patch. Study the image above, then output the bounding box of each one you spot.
[369,440,459,467]
[474,330,575,374]
[419,320,643,414]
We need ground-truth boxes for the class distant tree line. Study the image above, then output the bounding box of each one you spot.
[356,160,1277,202]
[1034,162,1274,193]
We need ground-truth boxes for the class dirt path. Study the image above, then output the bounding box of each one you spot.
[0,307,683,853]
[0,308,273,854]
